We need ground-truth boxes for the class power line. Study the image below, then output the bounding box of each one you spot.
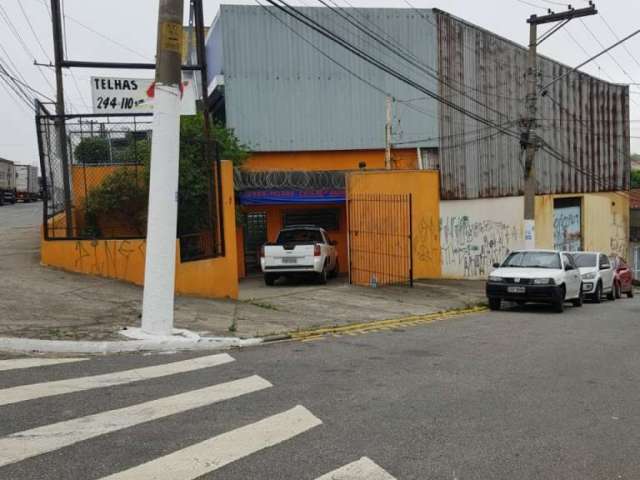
[0,3,56,94]
[0,63,55,102]
[262,1,523,144]
[542,26,640,91]
[16,0,51,62]
[599,14,640,71]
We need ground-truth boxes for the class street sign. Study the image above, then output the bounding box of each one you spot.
[90,76,196,115]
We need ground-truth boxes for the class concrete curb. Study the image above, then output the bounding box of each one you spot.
[0,335,263,355]
[276,304,489,341]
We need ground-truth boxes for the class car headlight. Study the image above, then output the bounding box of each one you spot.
[581,272,596,280]
[533,278,554,285]
[488,276,503,282]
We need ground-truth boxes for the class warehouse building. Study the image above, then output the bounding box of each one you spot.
[206,6,630,280]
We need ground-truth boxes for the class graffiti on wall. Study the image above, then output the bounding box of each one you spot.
[440,216,520,277]
[610,211,628,258]
[553,205,581,251]
[73,239,145,281]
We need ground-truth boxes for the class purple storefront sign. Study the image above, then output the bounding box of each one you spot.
[238,189,345,205]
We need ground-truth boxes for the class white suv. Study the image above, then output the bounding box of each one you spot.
[486,250,583,313]
[567,252,615,303]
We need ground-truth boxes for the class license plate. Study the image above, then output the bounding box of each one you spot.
[282,257,297,264]
[507,286,526,293]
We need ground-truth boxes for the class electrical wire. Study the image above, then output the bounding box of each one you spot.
[600,15,640,71]
[262,0,524,144]
[16,0,51,62]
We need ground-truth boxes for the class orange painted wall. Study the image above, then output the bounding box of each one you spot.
[347,170,441,282]
[243,149,418,172]
[41,161,239,299]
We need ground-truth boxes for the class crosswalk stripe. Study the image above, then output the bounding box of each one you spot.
[0,353,234,407]
[0,357,87,372]
[0,375,272,468]
[315,457,396,480]
[99,405,322,480]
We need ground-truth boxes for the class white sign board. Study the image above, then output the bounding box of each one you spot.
[90,76,196,115]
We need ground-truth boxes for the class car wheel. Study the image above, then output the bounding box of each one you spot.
[329,259,339,278]
[628,288,635,298]
[592,282,602,303]
[488,298,501,311]
[264,274,276,286]
[317,268,327,285]
[553,286,565,313]
[571,289,583,307]
[607,285,616,301]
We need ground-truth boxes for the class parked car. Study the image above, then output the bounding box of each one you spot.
[486,250,582,313]
[569,251,615,303]
[610,254,635,299]
[260,225,338,285]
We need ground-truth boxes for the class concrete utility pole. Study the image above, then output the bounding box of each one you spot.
[523,3,597,249]
[385,95,392,169]
[50,0,73,237]
[141,0,184,336]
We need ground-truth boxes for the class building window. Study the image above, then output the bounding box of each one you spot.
[283,210,340,231]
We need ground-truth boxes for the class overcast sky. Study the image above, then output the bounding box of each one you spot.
[1,0,640,169]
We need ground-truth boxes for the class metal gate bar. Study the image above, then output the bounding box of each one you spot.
[348,192,413,287]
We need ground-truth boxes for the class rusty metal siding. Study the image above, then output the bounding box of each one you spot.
[436,11,630,199]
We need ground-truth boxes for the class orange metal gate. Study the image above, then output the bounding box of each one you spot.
[348,193,413,287]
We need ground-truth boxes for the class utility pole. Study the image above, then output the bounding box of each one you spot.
[141,0,184,336]
[385,95,393,169]
[50,0,73,237]
[523,2,597,249]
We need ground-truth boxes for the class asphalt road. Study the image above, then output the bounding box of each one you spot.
[0,201,41,230]
[0,291,639,479]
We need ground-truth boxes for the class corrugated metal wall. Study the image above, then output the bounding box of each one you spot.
[209,5,439,152]
[436,10,630,199]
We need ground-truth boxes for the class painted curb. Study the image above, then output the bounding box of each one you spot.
[0,336,263,355]
[287,304,489,340]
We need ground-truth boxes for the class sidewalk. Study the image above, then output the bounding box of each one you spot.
[0,204,486,343]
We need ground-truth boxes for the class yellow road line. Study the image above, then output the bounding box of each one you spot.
[289,305,488,340]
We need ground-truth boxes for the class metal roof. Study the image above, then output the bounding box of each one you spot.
[207,5,439,152]
[436,10,630,199]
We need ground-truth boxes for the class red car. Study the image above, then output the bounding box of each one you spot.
[610,254,635,298]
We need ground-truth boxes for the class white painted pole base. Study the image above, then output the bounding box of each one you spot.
[524,219,536,250]
[141,84,181,336]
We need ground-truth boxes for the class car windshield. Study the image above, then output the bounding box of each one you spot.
[573,253,597,268]
[276,229,323,245]
[501,251,561,269]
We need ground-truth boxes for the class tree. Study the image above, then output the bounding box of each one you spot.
[82,114,249,237]
[74,137,110,164]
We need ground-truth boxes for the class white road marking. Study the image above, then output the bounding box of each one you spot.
[0,353,234,407]
[0,375,272,468]
[316,457,396,480]
[0,357,87,372]
[100,405,322,480]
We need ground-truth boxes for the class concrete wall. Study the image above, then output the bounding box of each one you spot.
[41,161,239,299]
[440,197,524,279]
[347,170,441,283]
[535,192,630,260]
[440,192,630,279]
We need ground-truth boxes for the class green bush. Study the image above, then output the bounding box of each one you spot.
[82,114,249,237]
[632,169,640,189]
[74,137,110,164]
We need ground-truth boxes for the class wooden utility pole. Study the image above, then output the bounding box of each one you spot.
[385,95,392,169]
[50,0,73,237]
[523,3,597,249]
[141,0,184,336]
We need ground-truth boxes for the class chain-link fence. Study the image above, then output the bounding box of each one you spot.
[36,101,223,262]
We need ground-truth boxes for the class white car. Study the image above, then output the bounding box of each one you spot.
[567,251,615,303]
[260,225,338,285]
[486,250,583,313]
